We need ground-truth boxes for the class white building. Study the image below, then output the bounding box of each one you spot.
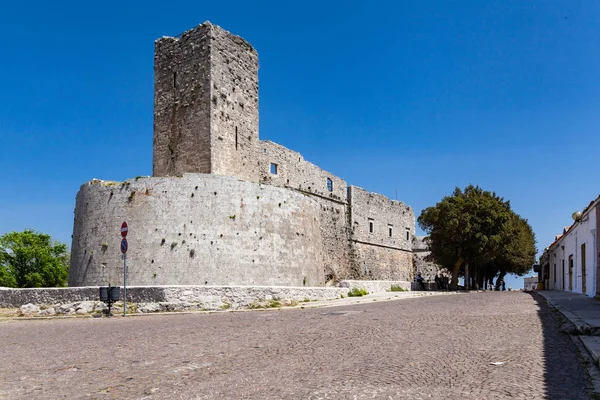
[523,277,538,292]
[540,196,599,298]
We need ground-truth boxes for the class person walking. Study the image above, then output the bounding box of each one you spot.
[434,274,441,290]
[416,273,425,291]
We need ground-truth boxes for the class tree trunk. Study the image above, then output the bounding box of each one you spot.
[496,271,506,290]
[450,252,464,290]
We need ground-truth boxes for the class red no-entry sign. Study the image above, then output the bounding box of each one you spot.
[121,222,128,237]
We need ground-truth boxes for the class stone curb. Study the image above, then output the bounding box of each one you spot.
[536,291,595,333]
[580,337,600,365]
[535,291,600,367]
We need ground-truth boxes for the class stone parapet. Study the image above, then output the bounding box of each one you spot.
[410,282,440,291]
[0,285,347,310]
[339,280,412,292]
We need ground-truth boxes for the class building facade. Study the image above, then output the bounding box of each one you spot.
[540,196,600,298]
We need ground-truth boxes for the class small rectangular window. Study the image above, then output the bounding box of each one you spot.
[406,229,410,241]
[369,219,374,233]
[270,163,278,175]
[389,227,393,237]
[327,178,333,192]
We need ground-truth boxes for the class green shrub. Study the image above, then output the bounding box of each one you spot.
[267,300,281,308]
[389,285,406,292]
[347,287,368,297]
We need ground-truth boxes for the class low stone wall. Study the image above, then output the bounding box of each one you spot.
[157,286,347,309]
[0,285,347,311]
[0,281,422,316]
[339,280,411,293]
[0,287,101,307]
[410,282,441,291]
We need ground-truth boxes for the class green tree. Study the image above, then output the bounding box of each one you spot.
[483,213,537,286]
[417,185,535,289]
[0,230,69,288]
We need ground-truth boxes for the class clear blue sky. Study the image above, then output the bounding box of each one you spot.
[1,1,599,289]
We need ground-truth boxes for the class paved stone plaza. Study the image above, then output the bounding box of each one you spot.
[0,292,595,399]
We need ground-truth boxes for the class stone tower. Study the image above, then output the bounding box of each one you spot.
[153,22,259,182]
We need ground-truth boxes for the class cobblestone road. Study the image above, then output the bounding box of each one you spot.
[0,292,594,399]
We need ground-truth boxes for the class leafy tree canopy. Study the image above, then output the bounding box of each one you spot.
[417,185,536,288]
[486,213,537,278]
[0,229,69,288]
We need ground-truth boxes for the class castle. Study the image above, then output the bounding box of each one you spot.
[68,22,417,288]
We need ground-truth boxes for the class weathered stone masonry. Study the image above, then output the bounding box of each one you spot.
[69,21,417,287]
[70,175,324,287]
[153,23,259,182]
[258,140,352,281]
[349,187,414,281]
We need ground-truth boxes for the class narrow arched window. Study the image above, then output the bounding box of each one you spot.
[327,178,333,192]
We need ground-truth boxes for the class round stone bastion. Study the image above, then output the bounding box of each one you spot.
[69,174,324,287]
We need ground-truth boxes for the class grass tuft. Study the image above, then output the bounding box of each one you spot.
[347,288,368,297]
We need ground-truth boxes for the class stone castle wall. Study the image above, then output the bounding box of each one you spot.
[258,141,346,202]
[70,22,420,287]
[153,23,260,182]
[348,186,415,280]
[153,26,213,177]
[351,243,413,280]
[349,186,414,250]
[413,252,439,283]
[258,140,352,280]
[412,236,448,282]
[69,174,324,287]
[210,25,259,182]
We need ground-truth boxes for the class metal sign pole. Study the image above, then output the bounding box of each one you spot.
[123,254,127,317]
[120,222,129,317]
